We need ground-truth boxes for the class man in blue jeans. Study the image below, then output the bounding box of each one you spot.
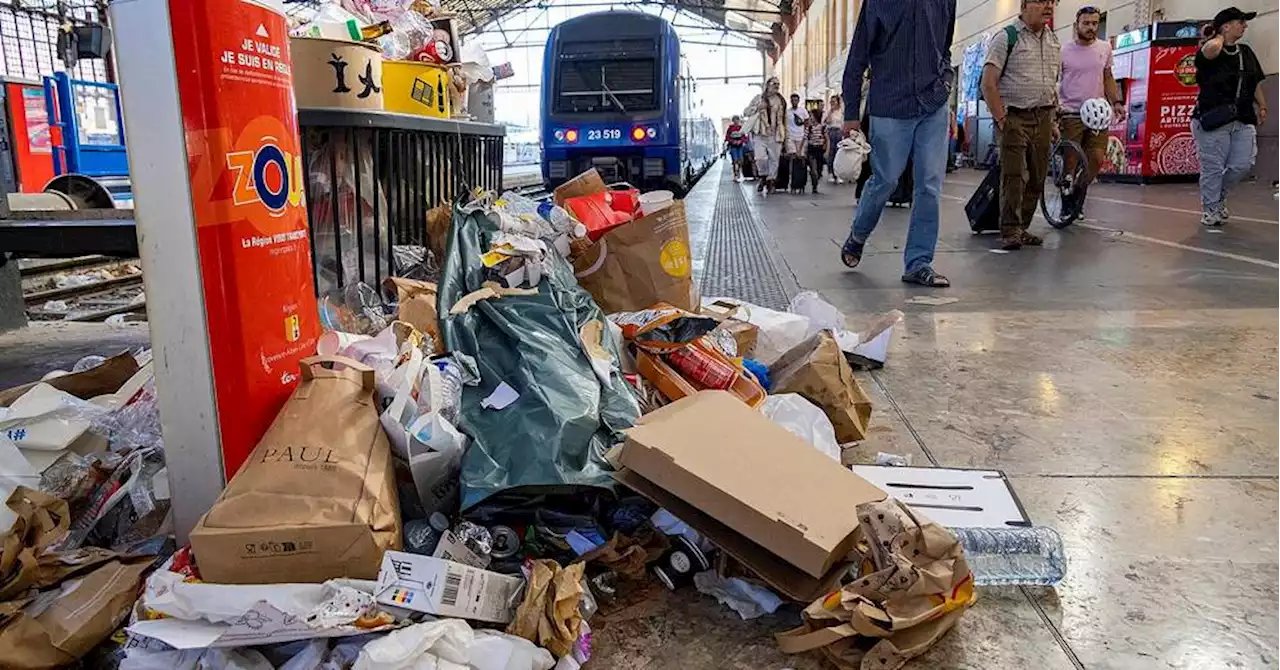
[840,0,956,287]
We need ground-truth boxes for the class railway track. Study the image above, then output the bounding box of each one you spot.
[20,256,146,322]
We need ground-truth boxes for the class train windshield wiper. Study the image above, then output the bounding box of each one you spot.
[599,66,628,114]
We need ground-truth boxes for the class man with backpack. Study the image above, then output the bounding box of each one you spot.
[982,0,1062,250]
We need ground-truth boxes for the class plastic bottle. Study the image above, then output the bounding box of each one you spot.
[951,526,1067,586]
[433,359,463,425]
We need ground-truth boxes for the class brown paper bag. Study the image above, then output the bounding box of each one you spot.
[506,559,585,658]
[775,499,975,670]
[386,277,443,354]
[0,557,150,670]
[571,200,697,314]
[768,331,873,443]
[190,356,402,584]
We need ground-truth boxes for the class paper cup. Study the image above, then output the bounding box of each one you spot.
[317,330,372,357]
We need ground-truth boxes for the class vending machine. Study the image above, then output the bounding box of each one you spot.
[1100,21,1207,182]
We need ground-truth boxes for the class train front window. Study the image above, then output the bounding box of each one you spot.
[554,39,658,113]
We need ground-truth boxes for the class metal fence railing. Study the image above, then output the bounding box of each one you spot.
[298,109,504,295]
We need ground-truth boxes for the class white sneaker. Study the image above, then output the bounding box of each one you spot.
[1218,204,1231,222]
[1200,210,1223,227]
[828,175,837,183]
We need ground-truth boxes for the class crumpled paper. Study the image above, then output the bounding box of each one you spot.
[505,560,585,658]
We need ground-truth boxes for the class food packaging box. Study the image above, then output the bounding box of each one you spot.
[374,551,523,623]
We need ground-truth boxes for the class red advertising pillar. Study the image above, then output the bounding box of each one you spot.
[110,0,318,538]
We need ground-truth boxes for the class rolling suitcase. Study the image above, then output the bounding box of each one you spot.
[788,155,807,192]
[965,163,1002,233]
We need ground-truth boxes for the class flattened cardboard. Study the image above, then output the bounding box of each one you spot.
[374,551,522,624]
[614,391,884,579]
[552,169,607,206]
[0,353,138,407]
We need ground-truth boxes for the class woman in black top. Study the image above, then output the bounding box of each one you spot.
[1191,7,1267,227]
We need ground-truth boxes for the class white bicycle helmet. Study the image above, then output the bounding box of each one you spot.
[1079,98,1114,131]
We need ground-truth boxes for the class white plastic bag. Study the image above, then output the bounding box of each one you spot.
[788,291,846,337]
[833,132,870,182]
[702,297,809,365]
[761,394,841,461]
[354,620,474,670]
[469,630,556,670]
[693,570,784,620]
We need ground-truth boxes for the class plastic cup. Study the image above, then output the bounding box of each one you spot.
[639,190,674,216]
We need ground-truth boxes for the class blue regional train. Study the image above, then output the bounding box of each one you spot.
[540,12,717,193]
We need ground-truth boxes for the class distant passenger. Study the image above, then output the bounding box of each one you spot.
[982,0,1061,251]
[1192,7,1265,227]
[724,115,749,183]
[746,76,787,196]
[785,93,808,194]
[840,0,956,287]
[824,94,844,183]
[804,108,828,194]
[1059,5,1126,216]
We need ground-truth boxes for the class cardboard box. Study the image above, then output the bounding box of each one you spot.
[374,551,522,623]
[611,391,885,584]
[768,331,873,443]
[291,38,384,111]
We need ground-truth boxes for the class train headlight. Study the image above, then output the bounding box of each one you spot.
[631,127,646,142]
[564,129,579,143]
[554,129,565,142]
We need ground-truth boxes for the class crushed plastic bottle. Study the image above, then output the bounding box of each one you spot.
[71,355,107,372]
[952,526,1067,586]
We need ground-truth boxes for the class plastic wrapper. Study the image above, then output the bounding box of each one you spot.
[438,203,639,511]
[693,571,783,620]
[92,379,162,451]
[789,290,847,337]
[760,394,841,462]
[391,244,442,283]
[377,8,434,60]
[57,446,168,551]
[609,305,720,354]
[454,520,493,557]
[320,282,391,336]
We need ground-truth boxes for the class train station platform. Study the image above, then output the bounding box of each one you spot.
[586,163,1279,668]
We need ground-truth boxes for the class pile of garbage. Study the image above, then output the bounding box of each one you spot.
[0,168,1066,670]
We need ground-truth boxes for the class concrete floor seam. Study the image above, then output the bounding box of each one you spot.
[1021,585,1089,670]
[869,369,942,468]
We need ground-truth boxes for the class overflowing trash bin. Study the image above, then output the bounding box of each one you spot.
[0,165,1067,670]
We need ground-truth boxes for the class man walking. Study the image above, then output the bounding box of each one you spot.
[982,0,1062,250]
[1059,6,1125,213]
[746,76,787,195]
[839,0,956,288]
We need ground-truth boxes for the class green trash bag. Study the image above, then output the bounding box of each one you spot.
[437,203,640,511]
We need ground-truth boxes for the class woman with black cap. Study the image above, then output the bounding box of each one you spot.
[1191,7,1266,227]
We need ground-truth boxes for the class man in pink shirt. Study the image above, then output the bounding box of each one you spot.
[1058,6,1125,206]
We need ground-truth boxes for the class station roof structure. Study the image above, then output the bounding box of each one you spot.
[284,0,794,53]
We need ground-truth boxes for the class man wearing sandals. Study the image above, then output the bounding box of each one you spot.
[838,0,957,288]
[982,0,1062,250]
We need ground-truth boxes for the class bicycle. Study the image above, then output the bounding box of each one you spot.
[1039,137,1089,229]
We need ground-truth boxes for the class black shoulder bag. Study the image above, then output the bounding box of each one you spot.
[1199,47,1244,131]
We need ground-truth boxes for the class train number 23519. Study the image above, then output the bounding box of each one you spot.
[586,128,621,140]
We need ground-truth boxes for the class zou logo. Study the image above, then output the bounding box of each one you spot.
[225,135,304,216]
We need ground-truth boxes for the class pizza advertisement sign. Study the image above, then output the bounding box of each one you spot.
[1144,45,1200,177]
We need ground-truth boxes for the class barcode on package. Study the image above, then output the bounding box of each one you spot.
[442,568,463,606]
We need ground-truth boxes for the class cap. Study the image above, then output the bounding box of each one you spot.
[1213,7,1257,28]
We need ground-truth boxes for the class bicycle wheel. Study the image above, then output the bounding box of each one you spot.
[1040,139,1088,229]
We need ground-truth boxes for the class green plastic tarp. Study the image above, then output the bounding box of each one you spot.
[438,204,640,511]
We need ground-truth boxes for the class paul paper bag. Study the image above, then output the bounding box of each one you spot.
[190,356,401,584]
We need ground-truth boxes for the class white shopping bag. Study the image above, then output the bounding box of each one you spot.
[833,132,870,182]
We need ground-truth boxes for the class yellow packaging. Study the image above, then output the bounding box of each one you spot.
[382,60,451,118]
